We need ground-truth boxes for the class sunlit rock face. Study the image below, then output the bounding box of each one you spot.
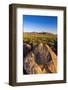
[23,43,57,74]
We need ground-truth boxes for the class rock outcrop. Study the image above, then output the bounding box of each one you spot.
[23,43,57,74]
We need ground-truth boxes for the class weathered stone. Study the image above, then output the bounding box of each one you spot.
[23,43,57,74]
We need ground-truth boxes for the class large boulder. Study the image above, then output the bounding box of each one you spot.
[23,43,57,74]
[23,52,45,74]
[23,43,31,58]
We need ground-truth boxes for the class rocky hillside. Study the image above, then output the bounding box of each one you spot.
[23,43,57,74]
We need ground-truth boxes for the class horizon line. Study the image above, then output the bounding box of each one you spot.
[23,31,57,34]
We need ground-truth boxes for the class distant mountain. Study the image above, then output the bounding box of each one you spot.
[23,32,57,35]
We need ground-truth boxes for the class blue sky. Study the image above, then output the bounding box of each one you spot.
[23,15,57,34]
